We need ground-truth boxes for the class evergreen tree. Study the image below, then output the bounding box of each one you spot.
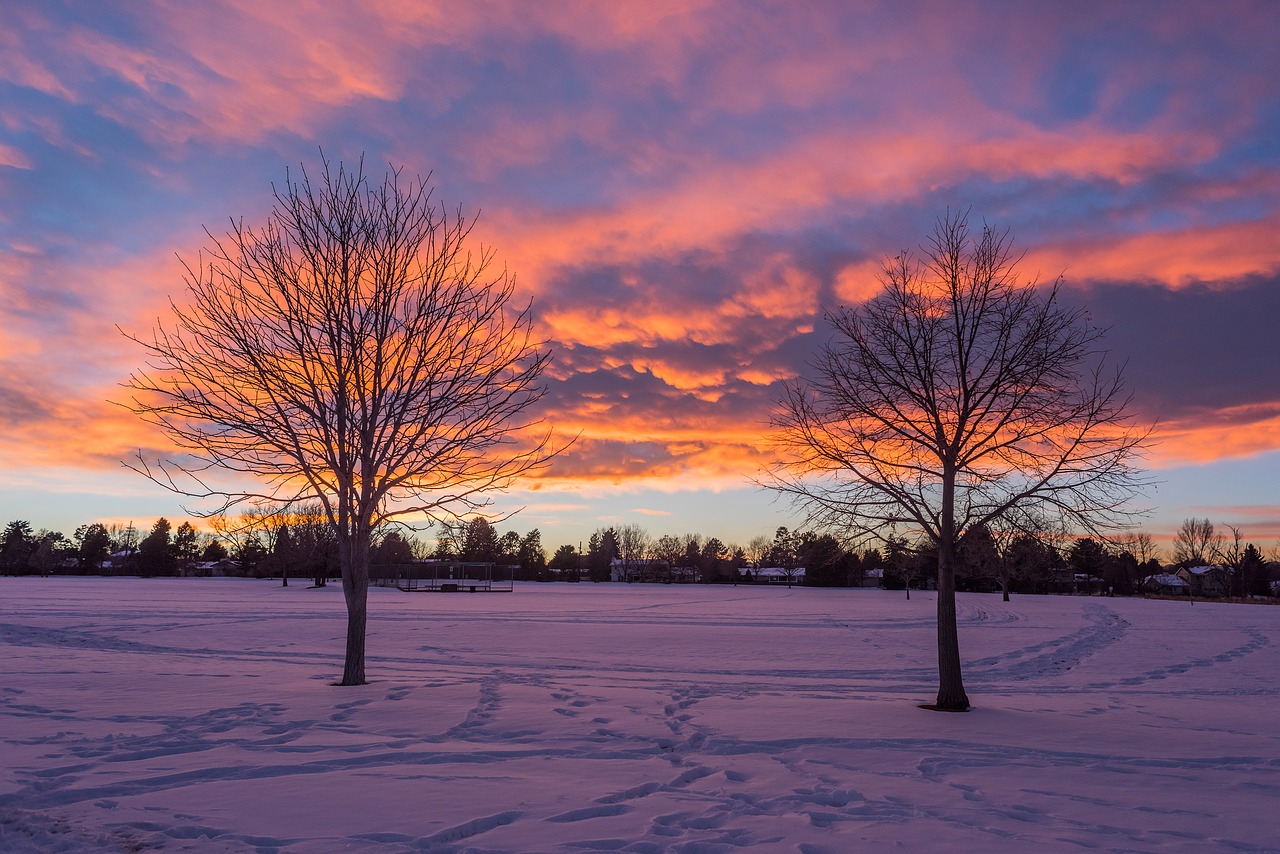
[682,535,702,572]
[461,518,499,562]
[137,518,176,577]
[549,543,580,580]
[236,535,268,576]
[74,523,112,572]
[201,540,229,561]
[173,522,201,567]
[798,533,846,587]
[883,537,914,596]
[518,529,546,580]
[699,537,729,583]
[1240,544,1268,597]
[768,526,798,570]
[1137,556,1163,583]
[1069,538,1108,577]
[956,524,999,589]
[1,520,35,574]
[586,528,617,582]
[1109,550,1140,596]
[497,530,521,563]
[372,530,415,566]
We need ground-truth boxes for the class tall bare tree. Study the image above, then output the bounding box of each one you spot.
[123,156,554,685]
[1213,524,1246,597]
[652,534,685,568]
[1116,531,1160,565]
[1172,517,1221,567]
[974,511,1072,601]
[745,534,772,568]
[615,523,651,580]
[770,211,1150,711]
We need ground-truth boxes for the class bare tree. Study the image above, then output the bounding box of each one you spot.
[769,211,1150,711]
[241,504,287,554]
[208,512,267,572]
[107,522,140,557]
[974,512,1071,601]
[1173,517,1221,567]
[615,523,651,580]
[122,155,554,685]
[651,534,684,568]
[1213,524,1246,598]
[285,502,339,586]
[432,519,469,559]
[1116,531,1160,565]
[745,535,771,567]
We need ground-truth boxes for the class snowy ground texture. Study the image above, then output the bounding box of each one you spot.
[1,580,1277,853]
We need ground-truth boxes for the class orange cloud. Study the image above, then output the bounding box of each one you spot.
[1146,404,1280,468]
[1026,217,1280,288]
[487,120,1238,302]
[4,0,1280,523]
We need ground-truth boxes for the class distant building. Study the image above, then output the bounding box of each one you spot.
[184,559,237,578]
[1176,565,1230,598]
[1049,570,1107,595]
[103,550,136,571]
[1142,573,1189,596]
[859,567,885,588]
[754,567,806,585]
[610,559,695,583]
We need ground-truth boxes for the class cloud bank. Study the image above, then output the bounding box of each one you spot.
[2,1,1278,541]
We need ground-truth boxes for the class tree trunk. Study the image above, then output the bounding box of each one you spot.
[337,530,370,686]
[932,469,970,711]
[1001,578,1010,602]
[933,546,969,710]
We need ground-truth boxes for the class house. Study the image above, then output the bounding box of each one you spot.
[609,559,695,583]
[184,559,237,578]
[754,567,806,585]
[1176,565,1230,598]
[859,567,885,588]
[103,550,136,570]
[1048,569,1107,595]
[1142,573,1189,596]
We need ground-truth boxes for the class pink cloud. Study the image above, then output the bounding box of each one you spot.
[3,0,1279,508]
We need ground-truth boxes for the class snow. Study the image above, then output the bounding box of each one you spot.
[1,578,1277,853]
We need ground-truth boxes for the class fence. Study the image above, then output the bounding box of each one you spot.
[371,561,513,592]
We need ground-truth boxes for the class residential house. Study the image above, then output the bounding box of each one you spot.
[1142,573,1189,596]
[859,567,885,588]
[754,567,806,585]
[184,559,237,577]
[1176,565,1230,598]
[610,558,695,583]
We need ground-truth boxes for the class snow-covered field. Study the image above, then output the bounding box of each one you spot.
[1,579,1276,853]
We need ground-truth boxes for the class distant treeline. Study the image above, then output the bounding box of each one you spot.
[3,514,1276,599]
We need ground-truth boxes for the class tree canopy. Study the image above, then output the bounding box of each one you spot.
[770,211,1150,710]
[123,155,555,684]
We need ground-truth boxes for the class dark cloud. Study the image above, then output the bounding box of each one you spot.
[1064,275,1280,418]
[3,0,1280,537]
[0,378,53,428]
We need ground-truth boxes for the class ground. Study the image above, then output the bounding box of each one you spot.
[1,579,1277,852]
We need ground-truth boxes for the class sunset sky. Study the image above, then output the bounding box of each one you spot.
[1,2,1278,554]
